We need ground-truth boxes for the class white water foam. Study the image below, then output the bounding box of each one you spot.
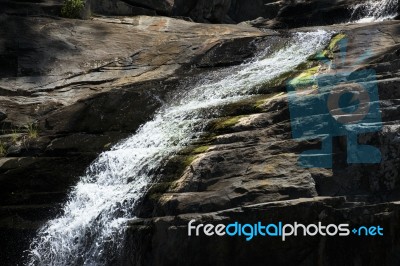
[26,30,331,266]
[351,0,398,23]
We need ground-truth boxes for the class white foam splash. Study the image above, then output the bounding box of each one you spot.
[351,0,398,23]
[26,30,331,265]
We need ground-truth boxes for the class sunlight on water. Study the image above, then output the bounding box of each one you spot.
[351,0,398,23]
[26,31,331,265]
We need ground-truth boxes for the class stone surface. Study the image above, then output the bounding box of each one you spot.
[0,0,386,25]
[126,197,400,266]
[1,2,400,266]
[0,14,266,265]
[132,20,400,265]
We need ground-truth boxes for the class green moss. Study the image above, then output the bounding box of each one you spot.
[192,145,210,154]
[217,97,262,117]
[258,59,318,94]
[264,71,295,88]
[216,116,242,129]
[183,155,196,168]
[0,141,6,157]
[315,33,347,60]
[147,182,175,201]
[254,98,267,109]
[260,68,302,91]
[146,153,197,201]
[329,33,347,51]
[146,33,350,204]
[287,65,320,89]
[254,92,286,109]
[61,0,84,18]
[287,33,347,91]
[209,115,244,132]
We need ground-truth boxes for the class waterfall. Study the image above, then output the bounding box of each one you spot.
[26,31,331,265]
[351,0,399,23]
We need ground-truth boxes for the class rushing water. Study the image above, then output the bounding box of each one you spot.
[26,31,331,265]
[351,0,399,23]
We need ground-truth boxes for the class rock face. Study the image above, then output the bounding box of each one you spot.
[173,0,232,23]
[1,0,391,25]
[91,0,364,25]
[0,14,266,264]
[1,1,400,266]
[126,198,400,266]
[129,20,400,265]
[261,0,358,28]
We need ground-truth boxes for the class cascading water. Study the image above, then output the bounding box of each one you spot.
[26,31,331,265]
[351,0,399,23]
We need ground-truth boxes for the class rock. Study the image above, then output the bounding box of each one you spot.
[0,14,264,131]
[1,2,400,265]
[91,0,157,16]
[240,0,360,29]
[0,0,63,17]
[125,197,400,266]
[124,0,174,15]
[0,14,265,183]
[195,36,276,67]
[169,0,364,26]
[0,111,6,122]
[93,0,232,23]
[133,20,400,265]
[0,14,266,198]
[228,0,284,22]
[173,0,232,23]
[0,0,383,26]
[0,14,266,265]
[79,0,92,19]
[91,0,363,25]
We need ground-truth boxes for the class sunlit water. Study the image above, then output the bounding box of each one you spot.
[26,31,331,265]
[351,0,398,23]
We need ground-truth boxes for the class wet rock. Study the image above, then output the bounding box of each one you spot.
[1,1,400,265]
[0,14,266,200]
[134,20,400,265]
[0,14,266,265]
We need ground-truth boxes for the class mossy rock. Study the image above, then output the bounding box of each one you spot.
[145,33,347,205]
[288,33,347,91]
[287,65,320,90]
[145,152,199,201]
[207,115,245,133]
[315,33,347,60]
[147,182,176,201]
[257,58,319,94]
[0,141,6,157]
